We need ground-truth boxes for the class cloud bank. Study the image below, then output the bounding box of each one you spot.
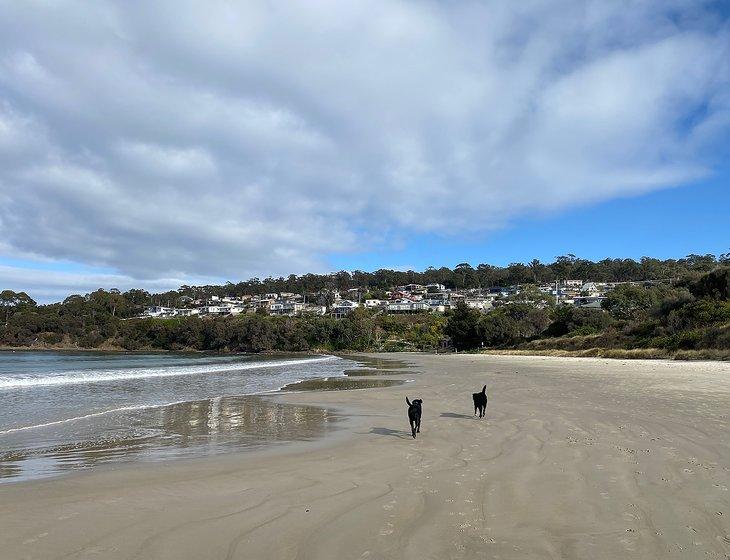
[0,1,728,300]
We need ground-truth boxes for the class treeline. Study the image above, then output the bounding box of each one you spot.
[165,254,726,303]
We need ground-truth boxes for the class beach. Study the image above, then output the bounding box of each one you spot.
[1,353,729,559]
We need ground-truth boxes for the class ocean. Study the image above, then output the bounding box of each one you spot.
[0,351,356,482]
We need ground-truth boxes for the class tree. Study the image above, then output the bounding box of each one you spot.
[479,311,518,347]
[528,259,544,283]
[601,284,664,321]
[689,267,729,300]
[454,263,475,289]
[444,302,482,350]
[0,290,36,325]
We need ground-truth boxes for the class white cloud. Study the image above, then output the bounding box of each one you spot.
[0,0,727,300]
[0,264,208,304]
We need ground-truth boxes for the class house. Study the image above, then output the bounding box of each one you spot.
[174,308,199,317]
[387,300,430,314]
[302,304,327,316]
[199,305,230,316]
[143,306,174,317]
[199,304,244,316]
[269,301,304,316]
[251,296,275,310]
[331,300,360,318]
[426,283,446,292]
[364,299,384,308]
[581,282,601,296]
[465,298,492,311]
[573,296,606,309]
[400,284,426,295]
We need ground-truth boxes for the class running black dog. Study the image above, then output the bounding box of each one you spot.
[472,385,487,418]
[406,397,422,438]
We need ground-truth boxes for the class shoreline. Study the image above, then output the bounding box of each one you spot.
[1,353,729,559]
[3,344,729,362]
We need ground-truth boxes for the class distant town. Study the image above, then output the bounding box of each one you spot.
[141,278,675,320]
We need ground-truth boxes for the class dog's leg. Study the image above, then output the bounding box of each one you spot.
[416,417,420,433]
[410,419,416,438]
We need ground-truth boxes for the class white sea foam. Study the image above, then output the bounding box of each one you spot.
[0,355,338,390]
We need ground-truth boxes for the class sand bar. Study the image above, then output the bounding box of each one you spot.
[0,353,728,559]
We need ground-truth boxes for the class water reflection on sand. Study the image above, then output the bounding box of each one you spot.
[281,377,406,391]
[341,355,416,371]
[0,396,340,482]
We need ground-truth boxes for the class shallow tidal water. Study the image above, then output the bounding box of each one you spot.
[0,351,360,482]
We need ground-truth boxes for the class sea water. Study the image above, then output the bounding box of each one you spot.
[0,351,354,481]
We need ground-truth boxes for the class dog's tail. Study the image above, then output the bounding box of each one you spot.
[406,397,412,406]
[481,385,486,394]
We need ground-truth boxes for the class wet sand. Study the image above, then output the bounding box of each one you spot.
[343,368,414,376]
[281,377,406,391]
[0,353,728,559]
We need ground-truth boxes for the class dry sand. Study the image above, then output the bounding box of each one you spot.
[1,353,729,559]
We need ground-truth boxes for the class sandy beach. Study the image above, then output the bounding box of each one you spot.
[1,353,728,559]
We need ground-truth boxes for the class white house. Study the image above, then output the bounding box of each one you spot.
[270,301,304,316]
[387,300,430,314]
[174,308,200,317]
[465,298,492,311]
[331,300,360,318]
[143,306,174,317]
[581,282,601,296]
[302,304,327,316]
[199,305,225,316]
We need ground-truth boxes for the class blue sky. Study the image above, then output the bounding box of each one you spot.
[330,172,730,271]
[0,1,728,302]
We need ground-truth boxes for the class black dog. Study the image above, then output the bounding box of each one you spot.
[472,385,487,418]
[406,397,422,438]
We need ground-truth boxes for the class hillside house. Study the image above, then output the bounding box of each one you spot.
[331,300,360,318]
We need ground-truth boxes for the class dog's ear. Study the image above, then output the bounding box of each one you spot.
[482,385,487,393]
[406,397,411,406]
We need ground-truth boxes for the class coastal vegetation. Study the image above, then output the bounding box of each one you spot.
[445,266,729,359]
[1,256,728,359]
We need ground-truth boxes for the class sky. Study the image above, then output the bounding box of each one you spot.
[0,1,728,303]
